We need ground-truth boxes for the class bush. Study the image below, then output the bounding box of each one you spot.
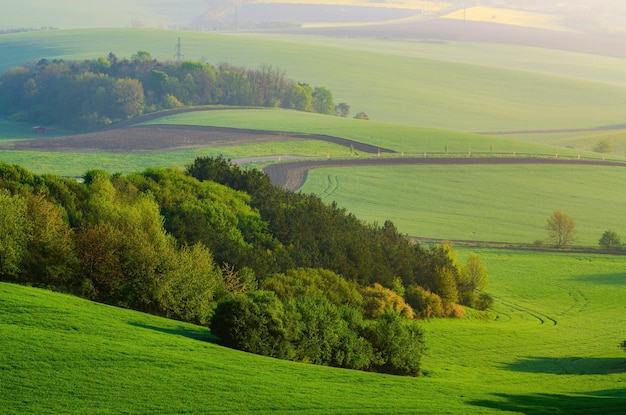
[283,295,373,369]
[599,230,622,250]
[362,283,414,319]
[405,285,445,318]
[363,313,425,376]
[210,290,292,358]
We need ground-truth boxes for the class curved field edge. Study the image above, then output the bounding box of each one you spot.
[143,109,615,158]
[2,246,626,414]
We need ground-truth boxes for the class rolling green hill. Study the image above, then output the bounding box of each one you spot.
[2,29,626,133]
[2,246,625,414]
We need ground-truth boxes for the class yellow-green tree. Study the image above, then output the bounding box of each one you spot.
[546,210,576,248]
[0,190,30,278]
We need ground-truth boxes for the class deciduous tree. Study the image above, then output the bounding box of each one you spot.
[599,230,621,250]
[546,210,576,248]
[0,190,30,278]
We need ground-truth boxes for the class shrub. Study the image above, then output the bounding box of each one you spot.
[283,295,373,369]
[363,313,425,376]
[599,230,622,250]
[405,285,445,318]
[210,290,292,358]
[362,283,414,319]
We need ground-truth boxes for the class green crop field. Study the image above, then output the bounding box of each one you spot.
[299,164,626,246]
[2,247,625,414]
[3,29,626,133]
[145,109,606,158]
[0,138,349,177]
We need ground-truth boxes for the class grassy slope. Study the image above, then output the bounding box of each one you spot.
[0,137,350,177]
[2,29,626,132]
[145,109,602,157]
[3,108,605,176]
[299,164,626,246]
[2,247,626,414]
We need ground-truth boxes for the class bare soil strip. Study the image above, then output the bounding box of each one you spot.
[263,157,626,191]
[3,124,394,154]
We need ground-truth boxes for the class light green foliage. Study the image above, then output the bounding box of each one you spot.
[546,210,577,248]
[22,193,77,286]
[312,87,335,115]
[461,254,488,293]
[261,267,364,309]
[361,283,414,319]
[156,243,224,325]
[431,266,459,305]
[0,190,30,277]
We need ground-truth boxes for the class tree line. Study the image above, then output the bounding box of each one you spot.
[0,157,491,376]
[0,52,349,130]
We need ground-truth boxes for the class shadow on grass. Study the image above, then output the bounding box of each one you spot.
[469,389,626,415]
[504,356,626,375]
[572,272,626,286]
[129,322,219,343]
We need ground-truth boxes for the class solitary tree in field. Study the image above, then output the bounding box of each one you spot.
[546,210,576,248]
[599,230,622,250]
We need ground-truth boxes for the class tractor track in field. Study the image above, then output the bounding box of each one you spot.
[492,295,558,326]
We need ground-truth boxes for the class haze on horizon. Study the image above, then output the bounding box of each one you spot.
[1,0,625,33]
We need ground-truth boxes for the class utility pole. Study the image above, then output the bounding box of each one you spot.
[174,37,184,62]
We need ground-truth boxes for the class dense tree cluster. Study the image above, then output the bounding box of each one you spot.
[0,157,491,376]
[0,52,340,130]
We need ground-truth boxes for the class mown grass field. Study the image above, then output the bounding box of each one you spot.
[298,164,626,246]
[2,29,626,132]
[2,247,625,414]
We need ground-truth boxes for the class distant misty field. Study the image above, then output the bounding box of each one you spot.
[2,29,626,133]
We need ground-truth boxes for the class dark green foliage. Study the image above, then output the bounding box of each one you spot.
[621,340,626,353]
[599,230,622,250]
[0,55,342,130]
[211,291,291,358]
[363,313,425,376]
[283,295,373,369]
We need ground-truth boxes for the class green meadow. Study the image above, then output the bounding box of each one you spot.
[2,247,625,414]
[2,29,626,132]
[0,136,349,177]
[1,23,626,415]
[145,109,606,158]
[299,164,626,246]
